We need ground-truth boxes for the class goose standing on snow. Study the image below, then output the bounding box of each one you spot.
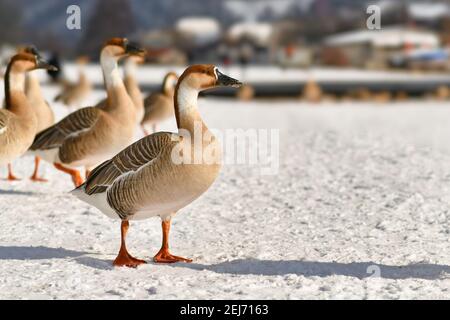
[30,38,146,187]
[141,71,178,135]
[19,47,56,182]
[73,65,241,267]
[0,51,56,180]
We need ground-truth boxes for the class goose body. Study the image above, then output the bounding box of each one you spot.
[73,64,242,267]
[30,38,146,186]
[0,108,37,165]
[74,130,221,221]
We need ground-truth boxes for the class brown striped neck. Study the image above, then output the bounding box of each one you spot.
[4,63,28,115]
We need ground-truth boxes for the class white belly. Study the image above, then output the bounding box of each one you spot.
[71,188,119,219]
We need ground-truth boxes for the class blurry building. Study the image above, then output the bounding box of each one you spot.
[174,17,222,62]
[321,27,440,69]
[138,29,187,65]
[225,22,274,64]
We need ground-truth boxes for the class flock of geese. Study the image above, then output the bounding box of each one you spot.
[0,37,242,267]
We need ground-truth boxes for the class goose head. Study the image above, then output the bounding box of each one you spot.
[178,65,242,92]
[9,51,57,73]
[163,71,179,95]
[101,37,146,60]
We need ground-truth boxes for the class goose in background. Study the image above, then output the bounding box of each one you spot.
[141,71,178,135]
[54,56,92,109]
[0,51,56,181]
[123,55,145,125]
[96,54,145,127]
[72,65,241,267]
[18,46,56,182]
[30,38,146,187]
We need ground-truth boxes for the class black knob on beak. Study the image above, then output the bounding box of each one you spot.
[216,69,242,88]
[36,57,58,71]
[125,41,146,57]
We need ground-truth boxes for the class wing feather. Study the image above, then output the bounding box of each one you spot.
[81,132,174,195]
[30,107,101,151]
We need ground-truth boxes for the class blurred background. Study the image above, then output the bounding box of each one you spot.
[2,0,450,99]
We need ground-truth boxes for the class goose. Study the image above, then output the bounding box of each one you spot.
[72,64,241,267]
[54,56,92,109]
[141,71,178,135]
[124,55,145,124]
[95,54,145,126]
[19,46,56,182]
[0,51,56,180]
[30,38,146,187]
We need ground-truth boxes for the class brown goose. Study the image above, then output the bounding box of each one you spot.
[72,65,241,267]
[54,56,92,109]
[141,71,178,135]
[124,55,145,124]
[0,52,56,180]
[18,47,56,182]
[30,38,146,187]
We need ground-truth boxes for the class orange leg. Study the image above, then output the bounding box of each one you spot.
[85,169,91,179]
[7,163,20,181]
[113,220,146,268]
[153,219,192,263]
[53,163,83,187]
[30,156,48,182]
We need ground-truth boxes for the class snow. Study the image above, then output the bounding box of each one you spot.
[0,83,449,299]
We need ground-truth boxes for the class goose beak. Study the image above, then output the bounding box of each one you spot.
[216,70,242,88]
[125,42,146,57]
[36,58,58,71]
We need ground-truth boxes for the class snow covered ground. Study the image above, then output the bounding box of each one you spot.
[0,84,449,299]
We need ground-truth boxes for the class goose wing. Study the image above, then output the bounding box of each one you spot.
[30,106,101,151]
[81,132,175,195]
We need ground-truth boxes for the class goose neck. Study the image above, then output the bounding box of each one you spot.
[25,71,44,100]
[4,64,29,115]
[100,52,123,90]
[175,82,205,134]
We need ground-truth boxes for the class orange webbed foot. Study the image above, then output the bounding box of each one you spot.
[6,174,21,181]
[30,175,48,182]
[113,252,147,268]
[153,249,192,264]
